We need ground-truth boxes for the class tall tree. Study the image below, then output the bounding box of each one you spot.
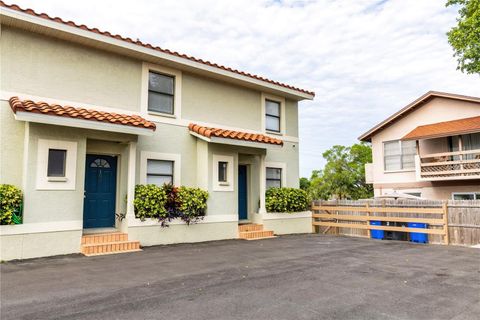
[446,0,480,74]
[307,143,373,200]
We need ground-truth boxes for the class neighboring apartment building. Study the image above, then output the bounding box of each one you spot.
[359,91,480,200]
[0,3,314,260]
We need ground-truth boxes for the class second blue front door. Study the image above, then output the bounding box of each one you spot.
[238,165,248,220]
[83,155,117,229]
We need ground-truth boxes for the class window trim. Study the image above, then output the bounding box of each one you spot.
[265,162,287,189]
[140,151,181,186]
[36,139,77,190]
[383,139,417,173]
[212,154,234,191]
[261,93,286,135]
[141,63,182,121]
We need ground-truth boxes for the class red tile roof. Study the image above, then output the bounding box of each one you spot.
[189,123,283,146]
[0,1,314,97]
[9,96,156,131]
[402,116,480,140]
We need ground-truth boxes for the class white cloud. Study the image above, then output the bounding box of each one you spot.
[9,0,480,176]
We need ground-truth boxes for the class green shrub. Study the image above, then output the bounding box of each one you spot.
[178,186,209,225]
[265,187,309,213]
[134,184,208,227]
[0,184,23,225]
[134,184,168,222]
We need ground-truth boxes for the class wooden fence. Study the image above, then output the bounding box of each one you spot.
[311,199,480,246]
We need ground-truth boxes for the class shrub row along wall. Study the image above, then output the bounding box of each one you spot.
[312,199,480,246]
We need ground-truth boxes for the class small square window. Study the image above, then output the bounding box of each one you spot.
[218,161,228,182]
[47,149,66,177]
[148,71,175,115]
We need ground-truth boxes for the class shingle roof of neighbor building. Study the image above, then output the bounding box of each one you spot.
[9,96,156,131]
[358,91,480,142]
[0,1,314,98]
[188,123,283,145]
[402,115,480,141]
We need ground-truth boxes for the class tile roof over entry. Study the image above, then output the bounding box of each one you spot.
[402,116,480,140]
[9,96,156,131]
[188,123,283,146]
[0,1,314,98]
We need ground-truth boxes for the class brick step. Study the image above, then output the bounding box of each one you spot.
[81,232,128,245]
[239,230,275,240]
[81,240,141,256]
[238,224,264,232]
[244,236,277,241]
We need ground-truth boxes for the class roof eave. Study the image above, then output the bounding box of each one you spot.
[0,5,315,101]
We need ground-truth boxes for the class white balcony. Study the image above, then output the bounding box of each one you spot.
[415,149,480,181]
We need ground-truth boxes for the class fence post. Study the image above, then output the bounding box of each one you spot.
[366,202,371,238]
[443,201,449,245]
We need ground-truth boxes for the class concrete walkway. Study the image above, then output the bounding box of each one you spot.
[1,234,479,320]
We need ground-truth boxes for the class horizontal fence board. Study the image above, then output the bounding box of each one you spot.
[311,205,444,214]
[313,222,446,235]
[312,214,444,225]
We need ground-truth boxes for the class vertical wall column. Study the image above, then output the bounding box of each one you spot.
[196,139,209,190]
[258,153,267,214]
[125,141,137,231]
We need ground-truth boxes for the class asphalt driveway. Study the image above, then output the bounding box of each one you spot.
[1,234,479,320]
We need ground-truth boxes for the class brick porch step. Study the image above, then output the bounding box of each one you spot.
[238,224,264,232]
[238,224,276,240]
[81,232,141,256]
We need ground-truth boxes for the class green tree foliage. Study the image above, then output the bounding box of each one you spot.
[0,184,23,225]
[305,143,373,200]
[446,0,480,74]
[299,177,310,191]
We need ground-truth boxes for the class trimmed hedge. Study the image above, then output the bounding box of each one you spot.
[0,184,23,225]
[134,184,208,226]
[266,187,309,213]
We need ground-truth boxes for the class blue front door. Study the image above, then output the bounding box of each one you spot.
[238,165,248,220]
[83,155,117,229]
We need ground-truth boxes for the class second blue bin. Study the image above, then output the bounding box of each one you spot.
[408,222,428,243]
[370,220,384,239]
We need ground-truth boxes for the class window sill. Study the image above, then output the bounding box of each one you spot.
[384,169,416,174]
[148,111,177,119]
[218,182,230,186]
[265,130,283,136]
[47,177,68,182]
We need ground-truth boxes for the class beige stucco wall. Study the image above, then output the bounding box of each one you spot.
[371,97,480,185]
[0,102,24,186]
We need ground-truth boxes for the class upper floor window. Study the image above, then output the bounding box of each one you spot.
[146,159,174,186]
[383,140,416,171]
[148,71,174,115]
[265,99,281,132]
[266,167,282,189]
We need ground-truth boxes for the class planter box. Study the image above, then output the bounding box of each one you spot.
[262,211,312,235]
[262,211,312,220]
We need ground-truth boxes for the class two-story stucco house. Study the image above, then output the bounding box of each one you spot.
[0,2,315,260]
[360,91,480,200]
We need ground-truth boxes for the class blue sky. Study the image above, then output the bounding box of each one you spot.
[10,0,480,177]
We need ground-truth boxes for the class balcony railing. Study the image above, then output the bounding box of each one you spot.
[415,149,480,181]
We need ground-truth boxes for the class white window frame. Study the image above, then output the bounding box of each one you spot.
[212,154,234,191]
[36,139,77,190]
[141,63,182,121]
[140,151,181,186]
[261,93,286,135]
[383,139,416,173]
[452,192,480,200]
[265,162,287,188]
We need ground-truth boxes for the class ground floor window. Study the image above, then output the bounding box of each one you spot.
[146,159,174,186]
[212,154,234,191]
[452,192,480,200]
[266,167,282,189]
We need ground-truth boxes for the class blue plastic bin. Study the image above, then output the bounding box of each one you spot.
[408,222,428,243]
[370,221,384,239]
